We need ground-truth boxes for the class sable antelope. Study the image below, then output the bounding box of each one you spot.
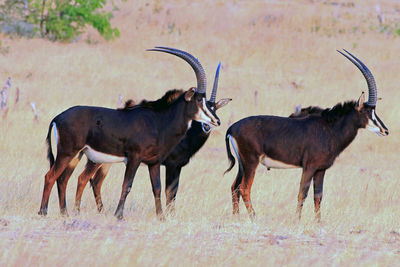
[74,63,231,213]
[39,47,221,220]
[224,50,389,221]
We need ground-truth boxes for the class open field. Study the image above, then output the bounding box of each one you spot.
[1,0,400,266]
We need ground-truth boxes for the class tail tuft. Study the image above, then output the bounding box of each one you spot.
[224,131,236,175]
[46,121,56,168]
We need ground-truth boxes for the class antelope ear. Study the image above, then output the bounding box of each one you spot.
[356,92,365,111]
[185,87,196,101]
[215,98,232,110]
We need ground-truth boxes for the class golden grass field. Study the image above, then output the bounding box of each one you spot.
[1,0,400,265]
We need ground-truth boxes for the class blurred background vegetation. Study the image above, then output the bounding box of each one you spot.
[1,0,400,45]
[0,0,121,42]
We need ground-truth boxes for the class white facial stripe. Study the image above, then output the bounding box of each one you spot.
[260,155,300,169]
[197,109,213,124]
[84,145,127,164]
[366,109,386,136]
[194,98,217,125]
[202,98,217,121]
[366,119,381,134]
[372,110,377,121]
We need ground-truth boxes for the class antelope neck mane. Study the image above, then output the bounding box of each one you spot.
[321,101,357,123]
[117,99,136,110]
[119,89,184,111]
[299,106,324,115]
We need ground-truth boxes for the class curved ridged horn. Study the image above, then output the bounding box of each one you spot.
[337,49,377,106]
[209,61,221,103]
[147,47,207,94]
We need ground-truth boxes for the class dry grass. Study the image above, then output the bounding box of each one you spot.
[1,0,400,266]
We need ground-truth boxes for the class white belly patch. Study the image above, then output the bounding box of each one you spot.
[83,145,127,164]
[260,155,300,169]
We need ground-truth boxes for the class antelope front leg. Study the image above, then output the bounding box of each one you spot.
[313,169,326,222]
[149,164,164,221]
[165,165,182,214]
[114,159,140,220]
[296,168,315,220]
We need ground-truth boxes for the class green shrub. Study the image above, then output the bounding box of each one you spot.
[0,0,120,42]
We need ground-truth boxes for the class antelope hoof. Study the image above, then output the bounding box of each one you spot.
[158,214,166,222]
[315,214,321,223]
[73,207,81,216]
[114,210,124,221]
[97,204,104,213]
[38,208,47,216]
[249,211,256,222]
[166,206,176,217]
[296,207,302,221]
[60,209,69,217]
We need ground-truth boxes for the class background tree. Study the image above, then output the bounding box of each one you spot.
[0,0,120,41]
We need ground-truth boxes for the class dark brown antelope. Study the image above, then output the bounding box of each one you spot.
[39,47,221,220]
[224,50,389,221]
[74,62,231,214]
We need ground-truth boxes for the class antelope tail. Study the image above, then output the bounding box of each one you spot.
[45,121,57,168]
[224,129,243,178]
